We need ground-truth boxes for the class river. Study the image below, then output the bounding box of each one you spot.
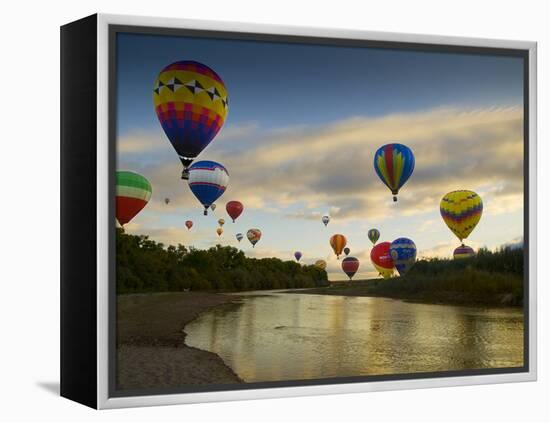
[185,291,524,382]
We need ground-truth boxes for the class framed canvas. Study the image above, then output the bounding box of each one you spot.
[60,14,537,409]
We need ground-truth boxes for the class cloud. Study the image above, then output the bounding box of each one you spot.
[117,105,524,260]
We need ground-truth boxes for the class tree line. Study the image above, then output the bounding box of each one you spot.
[410,245,524,277]
[116,229,328,294]
[361,246,525,306]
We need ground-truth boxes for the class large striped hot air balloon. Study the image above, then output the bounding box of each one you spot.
[370,242,394,279]
[454,245,475,259]
[188,160,229,215]
[330,234,347,259]
[440,190,483,243]
[374,143,415,202]
[342,256,360,280]
[390,237,417,276]
[153,61,228,179]
[115,171,152,226]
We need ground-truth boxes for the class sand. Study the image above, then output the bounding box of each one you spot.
[116,292,243,391]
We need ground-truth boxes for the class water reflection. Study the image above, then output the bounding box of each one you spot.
[185,291,524,382]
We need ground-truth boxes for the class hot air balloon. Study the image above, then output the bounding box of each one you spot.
[226,201,244,222]
[236,233,244,243]
[294,251,302,262]
[153,61,228,179]
[164,198,170,205]
[342,257,360,280]
[322,215,330,226]
[370,242,394,279]
[116,171,152,226]
[218,218,225,227]
[374,143,415,202]
[454,245,475,259]
[247,229,262,247]
[185,220,193,230]
[188,161,229,215]
[344,247,351,256]
[216,227,223,237]
[440,190,483,243]
[368,229,380,245]
[330,234,347,259]
[315,260,327,270]
[210,203,217,211]
[390,238,417,276]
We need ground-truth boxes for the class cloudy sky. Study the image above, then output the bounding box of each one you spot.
[116,32,524,280]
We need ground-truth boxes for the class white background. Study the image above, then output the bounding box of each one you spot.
[0,0,547,421]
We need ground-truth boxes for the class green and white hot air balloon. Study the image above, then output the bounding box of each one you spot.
[116,171,152,226]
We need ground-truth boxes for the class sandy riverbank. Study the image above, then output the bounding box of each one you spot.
[116,292,244,391]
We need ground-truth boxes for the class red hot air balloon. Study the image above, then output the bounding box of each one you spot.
[342,257,360,280]
[226,201,244,222]
[370,242,394,279]
[185,220,193,230]
[116,171,152,226]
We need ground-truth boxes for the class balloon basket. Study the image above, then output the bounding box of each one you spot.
[393,196,397,202]
[203,209,208,216]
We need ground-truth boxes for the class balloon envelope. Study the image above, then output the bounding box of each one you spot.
[216,227,223,236]
[153,61,228,169]
[210,203,217,211]
[344,247,351,256]
[247,229,262,247]
[164,198,170,205]
[315,260,327,270]
[454,245,475,259]
[188,161,229,215]
[218,218,225,227]
[390,238,417,276]
[226,201,244,222]
[116,171,152,226]
[322,215,330,226]
[342,256,360,280]
[374,143,415,201]
[368,229,380,245]
[236,233,243,242]
[330,234,347,259]
[440,190,483,241]
[185,220,193,230]
[370,242,394,279]
[294,251,302,262]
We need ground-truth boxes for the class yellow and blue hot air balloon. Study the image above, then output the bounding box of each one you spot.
[440,190,483,243]
[374,143,415,202]
[153,61,229,179]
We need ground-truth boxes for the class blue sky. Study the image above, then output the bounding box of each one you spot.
[116,32,524,280]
